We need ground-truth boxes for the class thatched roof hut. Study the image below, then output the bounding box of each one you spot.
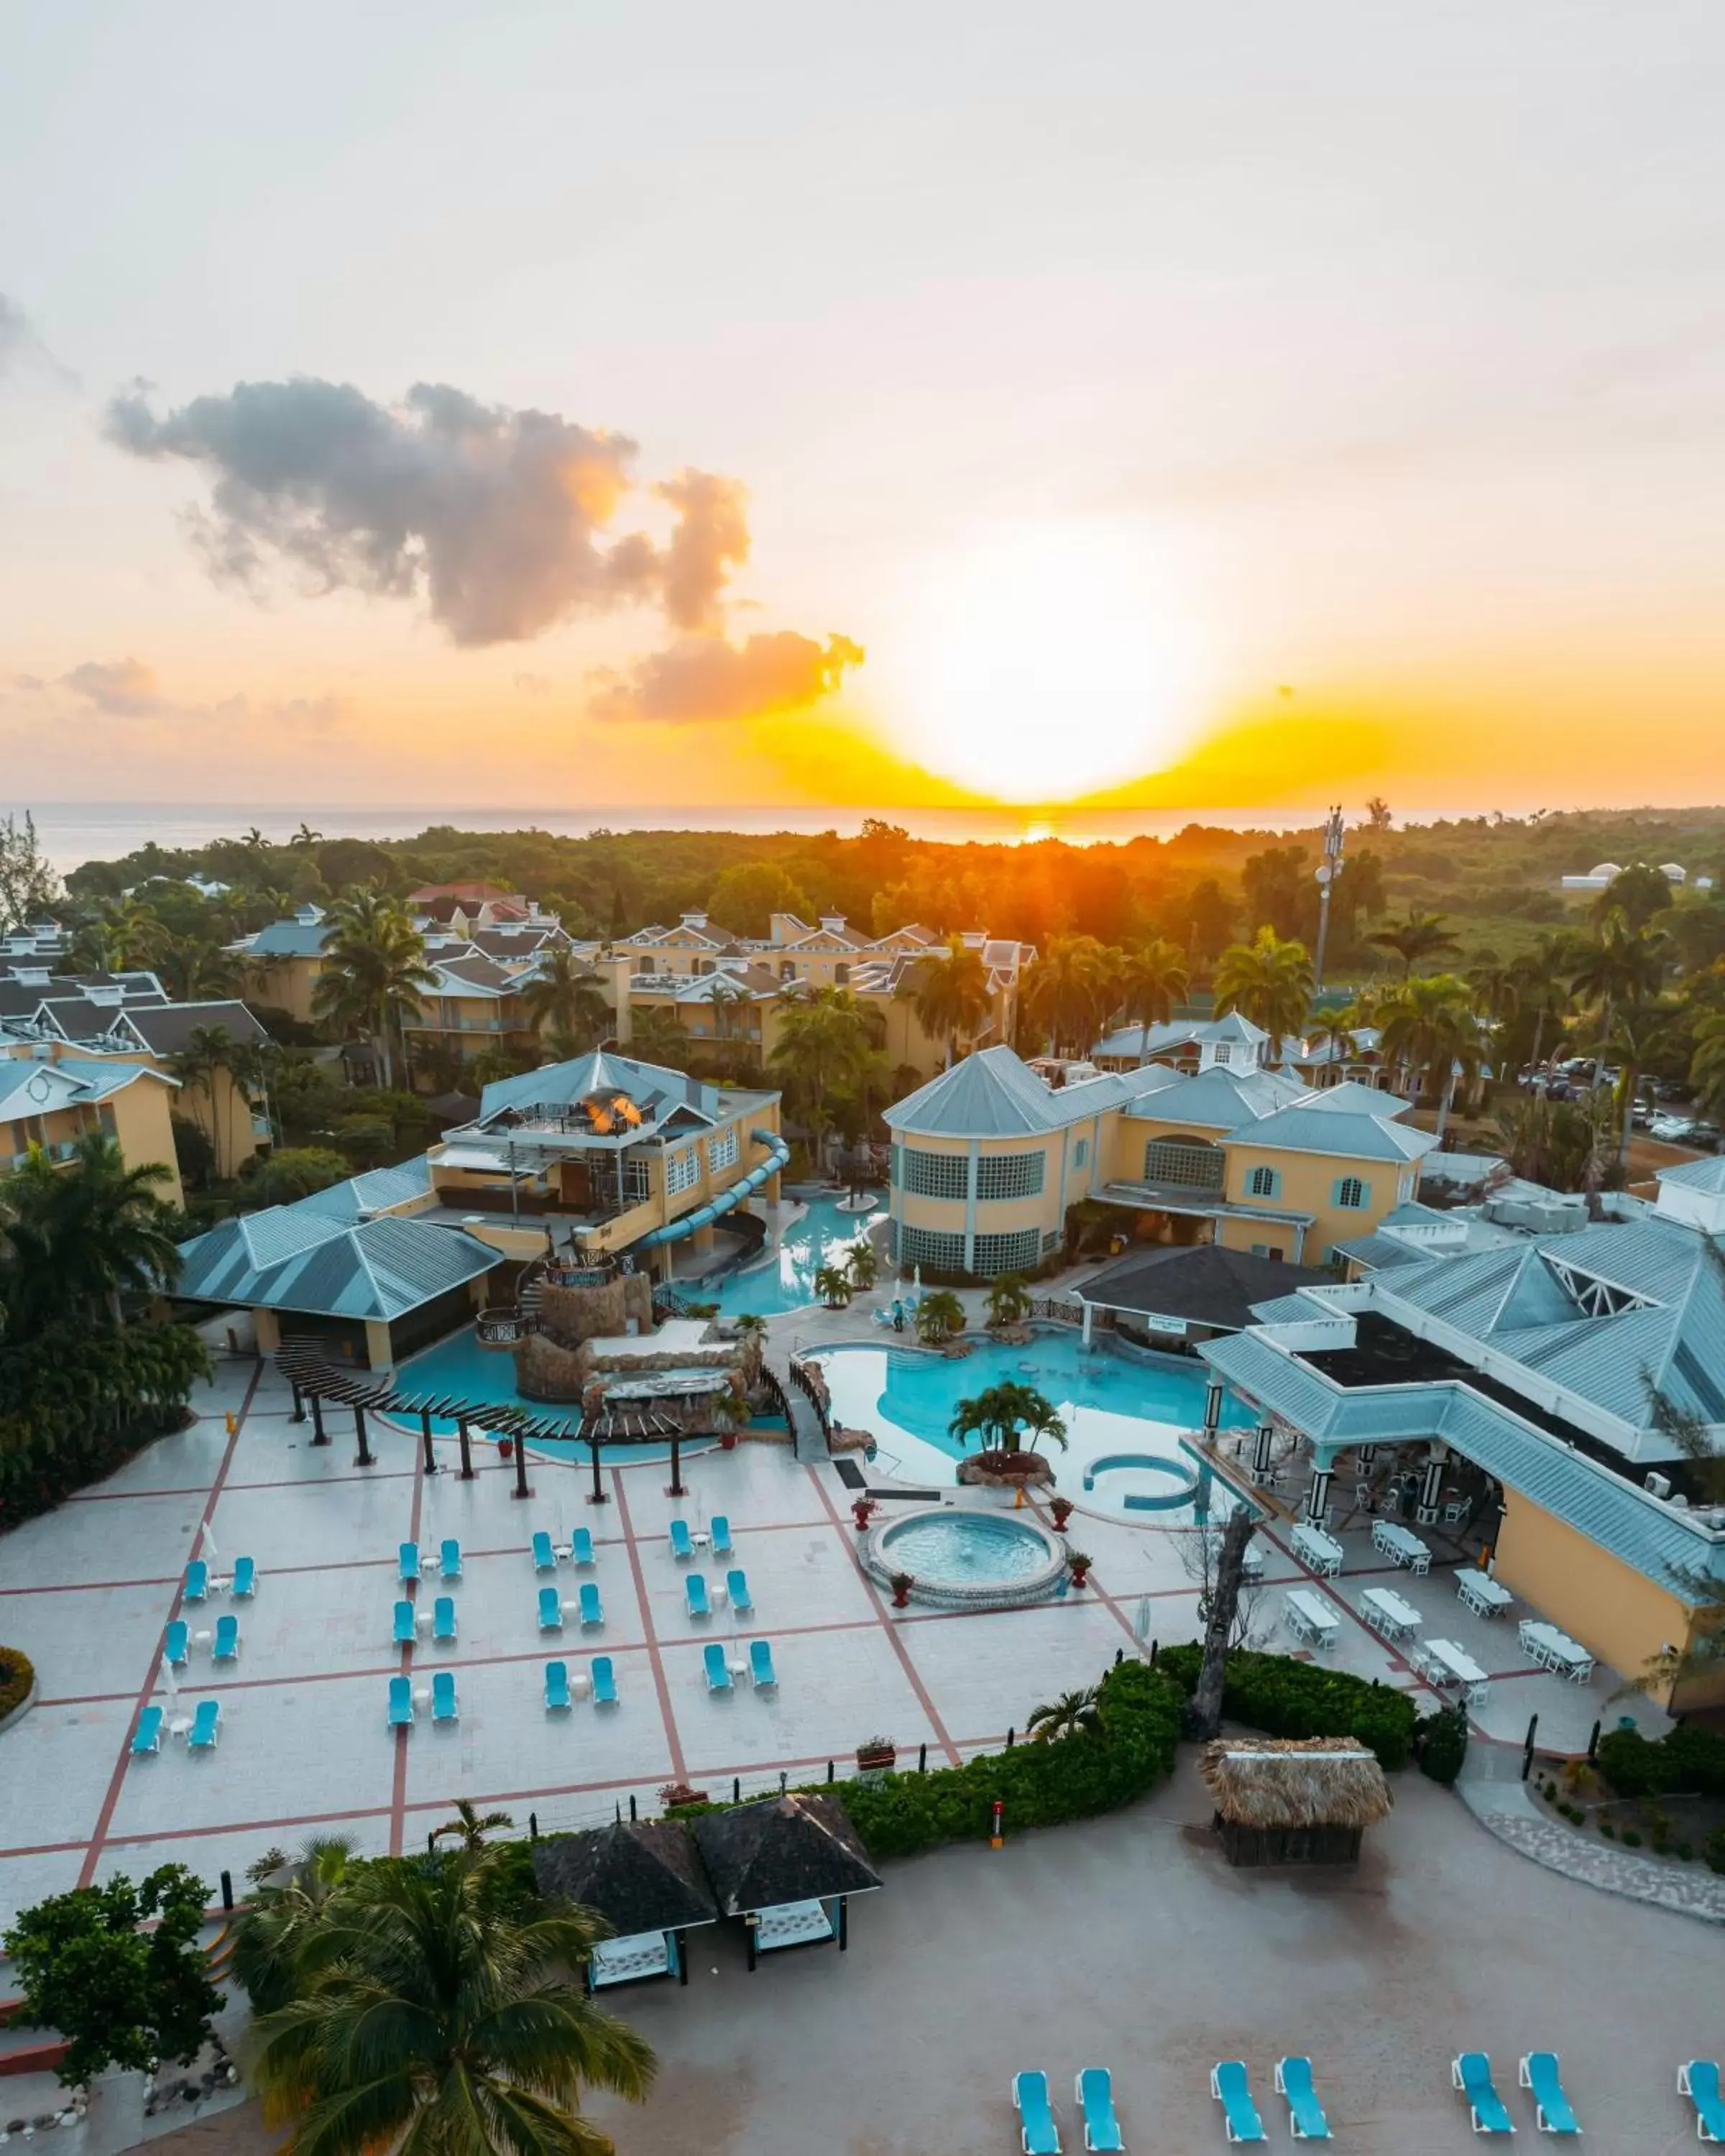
[1200,1736,1392,1867]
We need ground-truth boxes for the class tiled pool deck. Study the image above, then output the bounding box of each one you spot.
[0,1346,1669,1931]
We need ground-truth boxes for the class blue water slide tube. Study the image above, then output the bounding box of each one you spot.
[632,1130,791,1250]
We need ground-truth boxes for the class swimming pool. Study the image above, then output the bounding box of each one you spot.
[695,1191,886,1317]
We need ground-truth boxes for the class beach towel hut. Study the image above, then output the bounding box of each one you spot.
[693,1794,882,1971]
[1200,1736,1391,1868]
[530,1821,718,1991]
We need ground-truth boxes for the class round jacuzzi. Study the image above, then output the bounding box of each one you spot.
[1081,1451,1203,1511]
[862,1506,1067,1608]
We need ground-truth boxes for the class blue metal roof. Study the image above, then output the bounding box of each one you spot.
[175,1207,502,1321]
[1228,1104,1437,1163]
[886,1046,1128,1138]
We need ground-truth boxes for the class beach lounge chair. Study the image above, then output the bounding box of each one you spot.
[703,1641,732,1692]
[710,1514,732,1557]
[749,1638,777,1690]
[393,1598,417,1645]
[432,1670,457,1723]
[591,1655,617,1705]
[164,1619,189,1669]
[1519,2054,1579,2136]
[433,1595,456,1644]
[212,1613,240,1662]
[544,1659,572,1710]
[668,1519,694,1561]
[387,1674,414,1727]
[398,1542,420,1583]
[183,1560,208,1603]
[131,1706,163,1756]
[1274,2058,1330,2140]
[578,1583,603,1628]
[230,1556,256,1598]
[538,1585,564,1631]
[188,1699,221,1750]
[532,1531,557,1572]
[1453,2053,1515,2135]
[439,1538,462,1580]
[727,1567,753,1615]
[1013,2070,1061,2155]
[570,1527,594,1567]
[1210,2062,1266,2145]
[1678,2060,1725,2142]
[1075,2068,1123,2153]
[685,1573,711,1619]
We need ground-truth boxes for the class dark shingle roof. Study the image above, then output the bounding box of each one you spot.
[119,1000,272,1054]
[530,1822,718,1932]
[692,1795,881,1914]
[1078,1243,1332,1330]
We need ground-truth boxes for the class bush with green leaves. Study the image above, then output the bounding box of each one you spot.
[0,1645,34,1720]
[1417,1705,1470,1786]
[1596,1725,1725,1800]
[1155,1643,1419,1770]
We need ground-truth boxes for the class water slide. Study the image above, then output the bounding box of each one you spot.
[632,1129,791,1250]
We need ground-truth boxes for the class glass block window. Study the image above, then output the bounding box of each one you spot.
[975,1150,1044,1201]
[1042,1227,1064,1253]
[1246,1165,1281,1199]
[1142,1139,1225,1191]
[1213,1042,1232,1064]
[972,1227,1041,1277]
[903,1147,970,1199]
[707,1128,740,1173]
[896,1223,966,1272]
[664,1145,700,1196]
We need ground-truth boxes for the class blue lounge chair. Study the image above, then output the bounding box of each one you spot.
[1013,2070,1061,2155]
[1210,2062,1266,2145]
[538,1585,564,1631]
[1679,2061,1725,2142]
[433,1595,456,1644]
[1275,2058,1330,2141]
[432,1670,457,1723]
[1453,2053,1515,2136]
[387,1674,414,1727]
[1519,2054,1578,2136]
[668,1519,694,1561]
[188,1699,221,1750]
[544,1659,572,1710]
[685,1573,711,1619]
[230,1556,256,1598]
[532,1530,556,1572]
[398,1542,420,1583]
[579,1583,603,1628]
[703,1641,732,1692]
[726,1567,753,1616]
[591,1655,617,1705]
[750,1638,777,1690]
[183,1560,208,1603]
[570,1527,594,1567]
[131,1705,163,1756]
[710,1514,732,1557]
[212,1613,240,1662]
[164,1619,189,1669]
[1075,2069,1123,2154]
[440,1538,461,1580]
[393,1598,416,1645]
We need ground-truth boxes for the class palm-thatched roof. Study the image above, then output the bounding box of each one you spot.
[530,1820,718,1933]
[692,1794,882,1914]
[1200,1737,1393,1830]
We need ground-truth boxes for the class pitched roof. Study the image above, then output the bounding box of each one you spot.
[1119,1064,1306,1132]
[885,1046,1128,1138]
[1301,1079,1409,1118]
[428,954,516,995]
[1228,1104,1438,1163]
[692,1795,881,1913]
[530,1822,718,1932]
[1200,1737,1392,1830]
[118,1000,272,1055]
[1660,1156,1725,1194]
[295,1153,433,1220]
[174,1207,502,1319]
[1078,1243,1332,1328]
[477,1050,720,1128]
[248,919,333,957]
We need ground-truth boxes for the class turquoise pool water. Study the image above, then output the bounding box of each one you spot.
[696,1192,886,1317]
[878,1511,1051,1585]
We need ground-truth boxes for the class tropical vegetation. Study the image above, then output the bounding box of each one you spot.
[1155,1641,1420,1769]
[946,1380,1067,1462]
[309,890,437,1089]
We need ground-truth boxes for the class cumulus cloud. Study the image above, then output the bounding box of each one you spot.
[3,659,352,740]
[590,631,864,725]
[62,657,165,717]
[655,469,750,634]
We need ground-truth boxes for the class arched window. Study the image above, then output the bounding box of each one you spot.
[1246,1165,1279,1199]
[1335,1175,1368,1210]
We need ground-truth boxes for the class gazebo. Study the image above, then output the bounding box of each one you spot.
[530,1820,718,1990]
[693,1794,883,1971]
[1200,1736,1392,1868]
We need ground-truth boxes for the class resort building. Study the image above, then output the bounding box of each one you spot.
[0,1054,183,1204]
[241,906,335,1024]
[1197,1156,1725,1706]
[883,1046,1435,1279]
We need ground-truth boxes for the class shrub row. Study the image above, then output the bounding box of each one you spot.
[1596,1725,1725,1800]
[0,1646,34,1721]
[1155,1644,1420,1771]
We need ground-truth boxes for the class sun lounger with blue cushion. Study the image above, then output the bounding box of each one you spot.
[1210,2061,1266,2145]
[1680,2061,1725,2142]
[579,1583,603,1628]
[1075,2068,1123,2153]
[571,1527,594,1567]
[183,1560,208,1603]
[164,1619,189,1669]
[544,1659,571,1710]
[188,1699,221,1750]
[432,1670,457,1723]
[532,1531,556,1572]
[1274,2058,1330,2140]
[591,1654,617,1705]
[393,1598,416,1644]
[439,1538,461,1580]
[1013,2070,1061,2155]
[668,1519,694,1560]
[685,1573,710,1619]
[703,1641,732,1692]
[212,1613,240,1662]
[1519,2054,1578,2136]
[398,1542,420,1583]
[230,1556,256,1598]
[710,1514,732,1557]
[1453,2053,1515,2135]
[749,1638,777,1690]
[433,1595,456,1643]
[727,1567,753,1615]
[538,1585,564,1631]
[131,1705,163,1756]
[387,1674,414,1727]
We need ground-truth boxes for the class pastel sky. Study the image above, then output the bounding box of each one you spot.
[3,1,1723,814]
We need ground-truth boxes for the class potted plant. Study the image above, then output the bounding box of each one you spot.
[1049,1493,1075,1532]
[497,1436,514,1460]
[888,1570,916,1608]
[658,1780,710,1810]
[851,1496,878,1531]
[1065,1547,1093,1590]
[855,1734,896,1772]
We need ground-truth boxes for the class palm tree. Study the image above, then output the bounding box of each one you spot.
[1692,1010,1725,1119]
[1118,938,1190,1063]
[245,1842,654,2156]
[1212,927,1313,1064]
[1302,995,1369,1079]
[1022,935,1116,1057]
[984,1273,1031,1328]
[430,1798,514,1853]
[1592,1000,1671,1165]
[1374,973,1483,1139]
[622,1008,693,1072]
[912,1288,965,1344]
[4,1133,181,1330]
[521,946,612,1055]
[812,1263,853,1308]
[231,1835,356,2016]
[1466,959,1521,1031]
[170,1022,239,1174]
[70,895,162,973]
[310,890,436,1090]
[290,822,323,849]
[1510,932,1578,1076]
[946,1381,1067,1457]
[768,994,875,1163]
[1570,910,1666,1090]
[1367,908,1460,980]
[845,1239,879,1291]
[901,937,991,1068]
[154,930,241,1003]
[1026,1685,1101,1743]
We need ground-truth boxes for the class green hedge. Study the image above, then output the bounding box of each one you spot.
[0,1647,34,1720]
[1156,1644,1420,1771]
[1596,1725,1725,1800]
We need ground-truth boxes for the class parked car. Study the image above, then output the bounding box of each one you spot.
[1650,1113,1698,1143]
